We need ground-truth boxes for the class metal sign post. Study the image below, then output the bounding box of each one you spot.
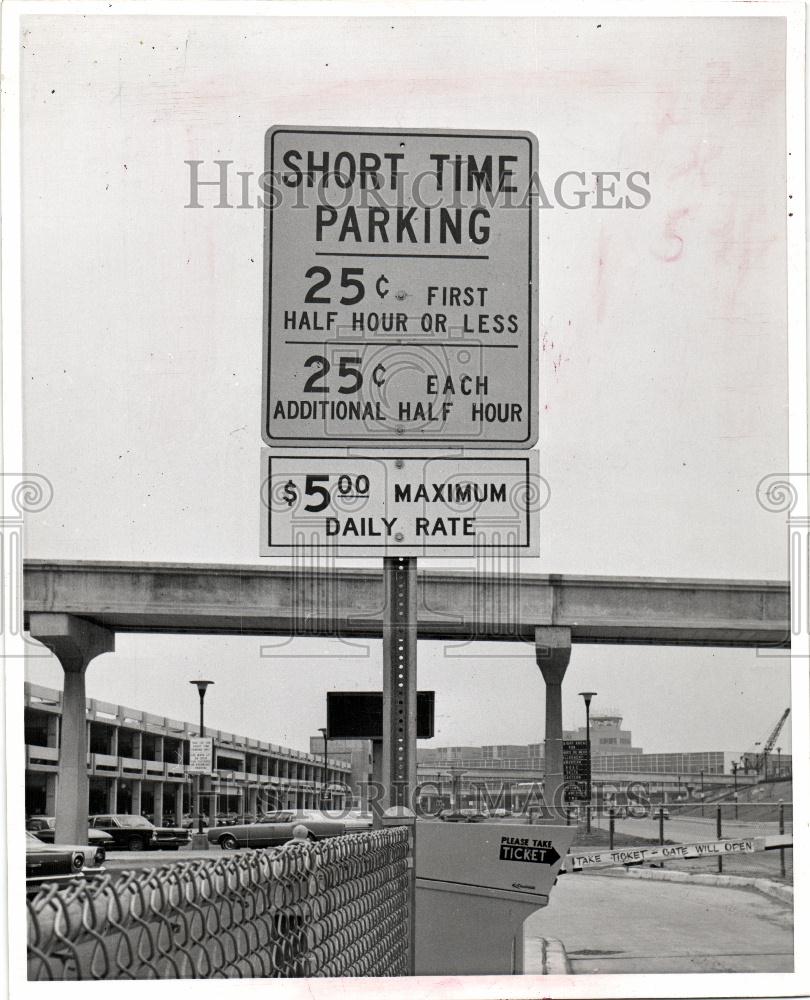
[259,124,541,972]
[382,556,417,814]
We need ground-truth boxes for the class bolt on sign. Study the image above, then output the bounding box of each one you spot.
[260,450,540,557]
[262,126,539,448]
[188,737,213,775]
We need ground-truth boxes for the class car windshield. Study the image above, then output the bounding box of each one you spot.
[116,816,154,828]
[28,818,54,829]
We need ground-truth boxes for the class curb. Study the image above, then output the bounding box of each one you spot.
[588,866,793,904]
[523,936,572,975]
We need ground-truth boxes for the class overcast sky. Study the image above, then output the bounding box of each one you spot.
[20,14,790,756]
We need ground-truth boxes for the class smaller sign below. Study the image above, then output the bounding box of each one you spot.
[327,691,435,740]
[563,740,591,801]
[188,737,213,775]
[260,450,540,558]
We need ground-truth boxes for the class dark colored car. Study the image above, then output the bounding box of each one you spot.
[89,814,191,851]
[26,831,105,892]
[207,809,372,850]
[27,816,113,850]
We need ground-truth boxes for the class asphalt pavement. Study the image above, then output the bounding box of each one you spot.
[590,811,790,846]
[527,872,794,973]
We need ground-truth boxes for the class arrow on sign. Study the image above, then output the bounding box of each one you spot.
[541,845,561,866]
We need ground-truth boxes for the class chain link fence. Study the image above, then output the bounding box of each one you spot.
[28,827,411,980]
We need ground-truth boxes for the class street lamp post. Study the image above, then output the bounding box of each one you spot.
[777,747,782,778]
[579,691,597,833]
[318,727,329,808]
[190,680,214,840]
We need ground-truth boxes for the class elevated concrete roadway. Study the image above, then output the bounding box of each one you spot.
[22,561,790,844]
[24,561,789,647]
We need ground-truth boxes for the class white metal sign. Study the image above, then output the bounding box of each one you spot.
[188,737,213,775]
[260,450,540,557]
[263,126,539,448]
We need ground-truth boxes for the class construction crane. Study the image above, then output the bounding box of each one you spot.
[743,708,790,777]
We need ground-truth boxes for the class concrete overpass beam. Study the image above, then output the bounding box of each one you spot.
[29,613,115,844]
[535,626,572,817]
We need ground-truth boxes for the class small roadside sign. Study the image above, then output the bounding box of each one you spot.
[260,450,540,557]
[188,737,213,775]
[563,740,591,801]
[263,125,539,448]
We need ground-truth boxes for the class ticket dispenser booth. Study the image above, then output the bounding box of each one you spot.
[414,822,575,976]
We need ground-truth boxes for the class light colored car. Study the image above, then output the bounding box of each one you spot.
[207,809,373,850]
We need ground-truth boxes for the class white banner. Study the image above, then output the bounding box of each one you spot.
[568,836,768,871]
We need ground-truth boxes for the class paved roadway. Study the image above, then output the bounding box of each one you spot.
[590,812,790,846]
[101,846,230,871]
[527,873,794,973]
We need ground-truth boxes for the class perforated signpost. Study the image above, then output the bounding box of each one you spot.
[261,125,539,823]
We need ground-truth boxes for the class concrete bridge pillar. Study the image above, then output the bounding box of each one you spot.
[29,613,114,844]
[535,626,572,817]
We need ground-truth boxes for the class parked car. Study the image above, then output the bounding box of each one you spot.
[439,808,486,823]
[206,809,373,850]
[25,831,104,892]
[27,816,113,851]
[89,814,191,851]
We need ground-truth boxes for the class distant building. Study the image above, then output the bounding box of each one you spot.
[25,683,351,823]
[309,737,373,800]
[413,711,780,809]
[563,713,643,755]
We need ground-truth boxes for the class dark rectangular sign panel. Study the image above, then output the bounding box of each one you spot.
[327,691,434,740]
[563,739,591,801]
